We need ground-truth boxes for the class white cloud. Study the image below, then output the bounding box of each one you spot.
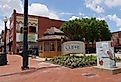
[0,0,23,16]
[85,0,104,13]
[48,11,59,19]
[96,17,106,20]
[0,0,23,31]
[119,28,121,31]
[85,0,121,13]
[60,12,73,15]
[28,3,59,19]
[29,3,49,16]
[83,16,89,18]
[79,12,84,16]
[107,14,121,30]
[105,0,121,7]
[69,16,80,20]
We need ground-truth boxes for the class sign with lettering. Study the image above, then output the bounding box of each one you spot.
[62,41,85,55]
[96,41,116,68]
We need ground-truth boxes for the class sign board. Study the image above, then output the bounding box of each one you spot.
[62,41,85,55]
[96,41,116,68]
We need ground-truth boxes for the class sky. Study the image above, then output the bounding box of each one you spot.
[0,0,121,32]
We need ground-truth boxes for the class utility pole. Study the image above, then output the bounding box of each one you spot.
[21,0,29,70]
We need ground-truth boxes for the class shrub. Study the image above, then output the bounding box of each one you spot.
[48,55,97,69]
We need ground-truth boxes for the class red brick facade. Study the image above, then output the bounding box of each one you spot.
[111,31,121,47]
[38,17,64,38]
[4,9,64,54]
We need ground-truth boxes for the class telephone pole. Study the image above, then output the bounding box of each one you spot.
[21,0,29,70]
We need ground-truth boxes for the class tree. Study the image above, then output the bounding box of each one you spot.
[60,18,111,43]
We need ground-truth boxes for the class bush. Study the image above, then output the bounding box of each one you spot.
[115,57,121,62]
[48,55,97,69]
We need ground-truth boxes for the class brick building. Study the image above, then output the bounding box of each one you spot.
[2,9,121,54]
[1,9,64,54]
[111,31,121,52]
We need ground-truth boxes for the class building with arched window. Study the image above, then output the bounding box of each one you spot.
[1,9,64,54]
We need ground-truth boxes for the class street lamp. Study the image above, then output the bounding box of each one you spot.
[21,0,29,70]
[83,38,86,56]
[3,16,8,65]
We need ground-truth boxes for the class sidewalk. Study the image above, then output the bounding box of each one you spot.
[0,55,121,82]
[0,55,59,78]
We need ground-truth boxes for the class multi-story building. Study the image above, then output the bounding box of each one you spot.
[111,31,121,52]
[0,9,64,54]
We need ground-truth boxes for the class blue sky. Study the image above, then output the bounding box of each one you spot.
[0,0,121,32]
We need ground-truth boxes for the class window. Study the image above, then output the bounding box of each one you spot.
[44,42,50,51]
[44,41,55,51]
[57,41,61,51]
[39,42,43,51]
[18,22,23,33]
[20,27,23,33]
[50,42,55,51]
[29,26,36,33]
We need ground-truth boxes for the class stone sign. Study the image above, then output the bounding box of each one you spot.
[62,41,85,55]
[96,41,116,68]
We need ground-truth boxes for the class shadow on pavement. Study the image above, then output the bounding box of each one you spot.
[0,66,60,77]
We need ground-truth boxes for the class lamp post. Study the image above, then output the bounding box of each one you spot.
[21,0,29,70]
[83,38,86,56]
[3,16,8,65]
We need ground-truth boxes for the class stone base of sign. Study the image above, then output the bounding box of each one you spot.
[94,65,121,74]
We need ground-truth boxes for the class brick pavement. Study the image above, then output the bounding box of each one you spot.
[0,55,121,82]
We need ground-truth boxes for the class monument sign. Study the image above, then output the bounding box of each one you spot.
[62,41,85,55]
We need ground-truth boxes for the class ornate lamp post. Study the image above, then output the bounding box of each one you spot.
[3,16,8,65]
[21,0,29,70]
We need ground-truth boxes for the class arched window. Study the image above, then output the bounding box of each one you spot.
[19,22,23,33]
[20,27,23,33]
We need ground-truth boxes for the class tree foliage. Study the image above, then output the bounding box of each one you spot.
[60,18,111,42]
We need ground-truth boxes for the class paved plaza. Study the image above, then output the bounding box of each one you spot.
[0,55,121,82]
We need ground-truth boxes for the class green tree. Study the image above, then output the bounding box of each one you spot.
[60,18,111,42]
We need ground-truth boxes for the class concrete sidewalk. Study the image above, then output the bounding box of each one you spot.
[0,55,59,77]
[1,55,121,82]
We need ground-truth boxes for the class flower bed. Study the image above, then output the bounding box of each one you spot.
[47,55,97,69]
[47,55,121,69]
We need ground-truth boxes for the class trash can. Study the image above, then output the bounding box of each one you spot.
[0,52,7,66]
